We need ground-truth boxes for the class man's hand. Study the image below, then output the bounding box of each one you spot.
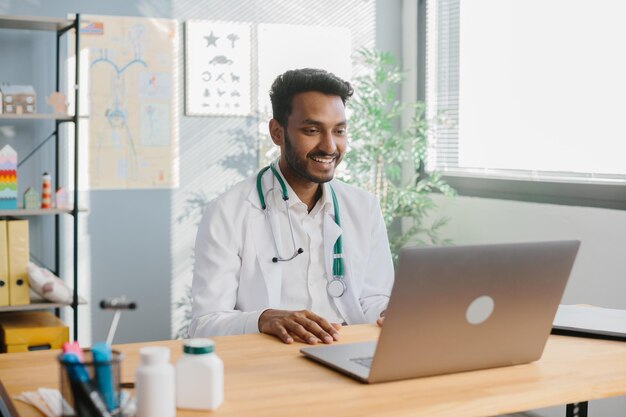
[258,309,342,344]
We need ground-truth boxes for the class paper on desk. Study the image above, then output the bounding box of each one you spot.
[16,388,135,417]
[39,388,66,416]
[14,387,64,417]
[553,304,626,337]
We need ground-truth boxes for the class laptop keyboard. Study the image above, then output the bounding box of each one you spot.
[350,356,373,368]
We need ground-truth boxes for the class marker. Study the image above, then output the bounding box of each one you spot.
[62,341,84,361]
[92,342,118,412]
[61,352,112,417]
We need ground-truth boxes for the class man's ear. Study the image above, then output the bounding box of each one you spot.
[269,119,284,146]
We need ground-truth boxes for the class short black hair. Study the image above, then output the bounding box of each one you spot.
[269,68,353,126]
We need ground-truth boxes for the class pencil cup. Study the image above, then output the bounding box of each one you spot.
[58,348,124,417]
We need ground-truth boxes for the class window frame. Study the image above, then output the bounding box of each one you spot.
[418,0,626,210]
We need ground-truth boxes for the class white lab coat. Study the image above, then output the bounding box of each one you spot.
[189,172,394,337]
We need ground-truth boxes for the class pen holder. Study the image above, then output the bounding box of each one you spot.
[58,349,124,417]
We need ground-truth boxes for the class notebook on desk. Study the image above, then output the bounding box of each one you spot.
[301,240,581,383]
[552,304,626,341]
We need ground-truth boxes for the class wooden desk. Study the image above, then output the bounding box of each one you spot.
[0,324,625,417]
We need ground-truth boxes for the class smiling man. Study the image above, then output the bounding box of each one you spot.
[190,68,394,344]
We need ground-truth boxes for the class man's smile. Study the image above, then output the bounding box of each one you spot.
[309,155,337,164]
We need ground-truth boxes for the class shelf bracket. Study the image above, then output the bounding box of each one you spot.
[566,402,588,417]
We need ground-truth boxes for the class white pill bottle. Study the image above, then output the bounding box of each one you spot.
[175,339,224,410]
[135,346,176,417]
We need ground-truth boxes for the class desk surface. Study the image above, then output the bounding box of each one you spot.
[1,324,626,417]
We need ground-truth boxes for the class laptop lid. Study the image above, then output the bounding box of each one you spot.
[302,240,580,383]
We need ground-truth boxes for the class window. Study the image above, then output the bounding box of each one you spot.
[424,0,626,209]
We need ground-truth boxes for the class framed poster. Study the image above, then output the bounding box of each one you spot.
[185,20,251,116]
[79,15,179,189]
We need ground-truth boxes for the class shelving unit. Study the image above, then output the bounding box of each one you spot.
[0,114,74,121]
[0,298,86,313]
[0,14,82,340]
[0,208,87,217]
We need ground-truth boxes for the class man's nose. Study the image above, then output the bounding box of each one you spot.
[319,130,338,154]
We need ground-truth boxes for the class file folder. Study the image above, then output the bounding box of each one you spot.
[7,220,29,306]
[0,220,8,306]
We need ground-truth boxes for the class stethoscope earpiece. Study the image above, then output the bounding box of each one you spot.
[272,250,301,263]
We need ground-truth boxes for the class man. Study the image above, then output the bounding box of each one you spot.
[189,68,393,344]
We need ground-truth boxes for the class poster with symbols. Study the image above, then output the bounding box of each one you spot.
[185,20,251,116]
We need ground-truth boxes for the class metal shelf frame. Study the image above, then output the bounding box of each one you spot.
[0,114,74,121]
[0,13,82,340]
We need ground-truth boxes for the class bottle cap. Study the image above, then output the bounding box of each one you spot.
[183,339,215,354]
[139,346,170,365]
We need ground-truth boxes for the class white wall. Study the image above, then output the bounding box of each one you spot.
[431,194,626,309]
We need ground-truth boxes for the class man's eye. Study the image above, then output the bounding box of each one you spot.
[304,128,318,135]
[335,129,347,135]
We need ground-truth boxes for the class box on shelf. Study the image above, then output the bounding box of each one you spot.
[0,85,37,114]
[0,311,68,353]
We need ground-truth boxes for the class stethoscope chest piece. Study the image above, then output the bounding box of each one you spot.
[327,277,346,298]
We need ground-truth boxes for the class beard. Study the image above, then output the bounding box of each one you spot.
[283,130,341,184]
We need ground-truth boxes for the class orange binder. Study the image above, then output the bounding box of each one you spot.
[0,220,8,306]
[7,219,29,305]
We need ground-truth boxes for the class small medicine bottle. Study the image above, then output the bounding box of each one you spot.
[135,346,176,417]
[175,339,224,410]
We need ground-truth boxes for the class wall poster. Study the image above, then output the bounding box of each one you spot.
[79,15,179,189]
[185,20,251,116]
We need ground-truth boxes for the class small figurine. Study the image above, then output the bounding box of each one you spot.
[23,187,40,209]
[41,172,52,209]
[0,145,18,210]
[46,92,68,114]
[55,187,70,210]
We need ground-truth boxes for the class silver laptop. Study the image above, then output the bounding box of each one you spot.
[301,240,580,383]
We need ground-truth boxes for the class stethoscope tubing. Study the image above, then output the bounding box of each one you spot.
[257,164,346,297]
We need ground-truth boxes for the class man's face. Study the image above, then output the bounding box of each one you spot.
[273,91,347,185]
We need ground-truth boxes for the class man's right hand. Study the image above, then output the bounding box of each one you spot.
[258,309,342,344]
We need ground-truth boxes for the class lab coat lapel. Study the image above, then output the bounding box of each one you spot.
[323,185,367,324]
[247,173,282,307]
[323,200,353,323]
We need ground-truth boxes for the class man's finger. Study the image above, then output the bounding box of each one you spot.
[303,310,325,323]
[285,320,319,344]
[316,318,341,341]
[272,324,294,344]
[294,316,333,344]
[303,311,340,340]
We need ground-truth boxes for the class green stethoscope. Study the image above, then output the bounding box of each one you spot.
[256,163,346,298]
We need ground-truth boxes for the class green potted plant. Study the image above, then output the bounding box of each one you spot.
[341,49,455,262]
